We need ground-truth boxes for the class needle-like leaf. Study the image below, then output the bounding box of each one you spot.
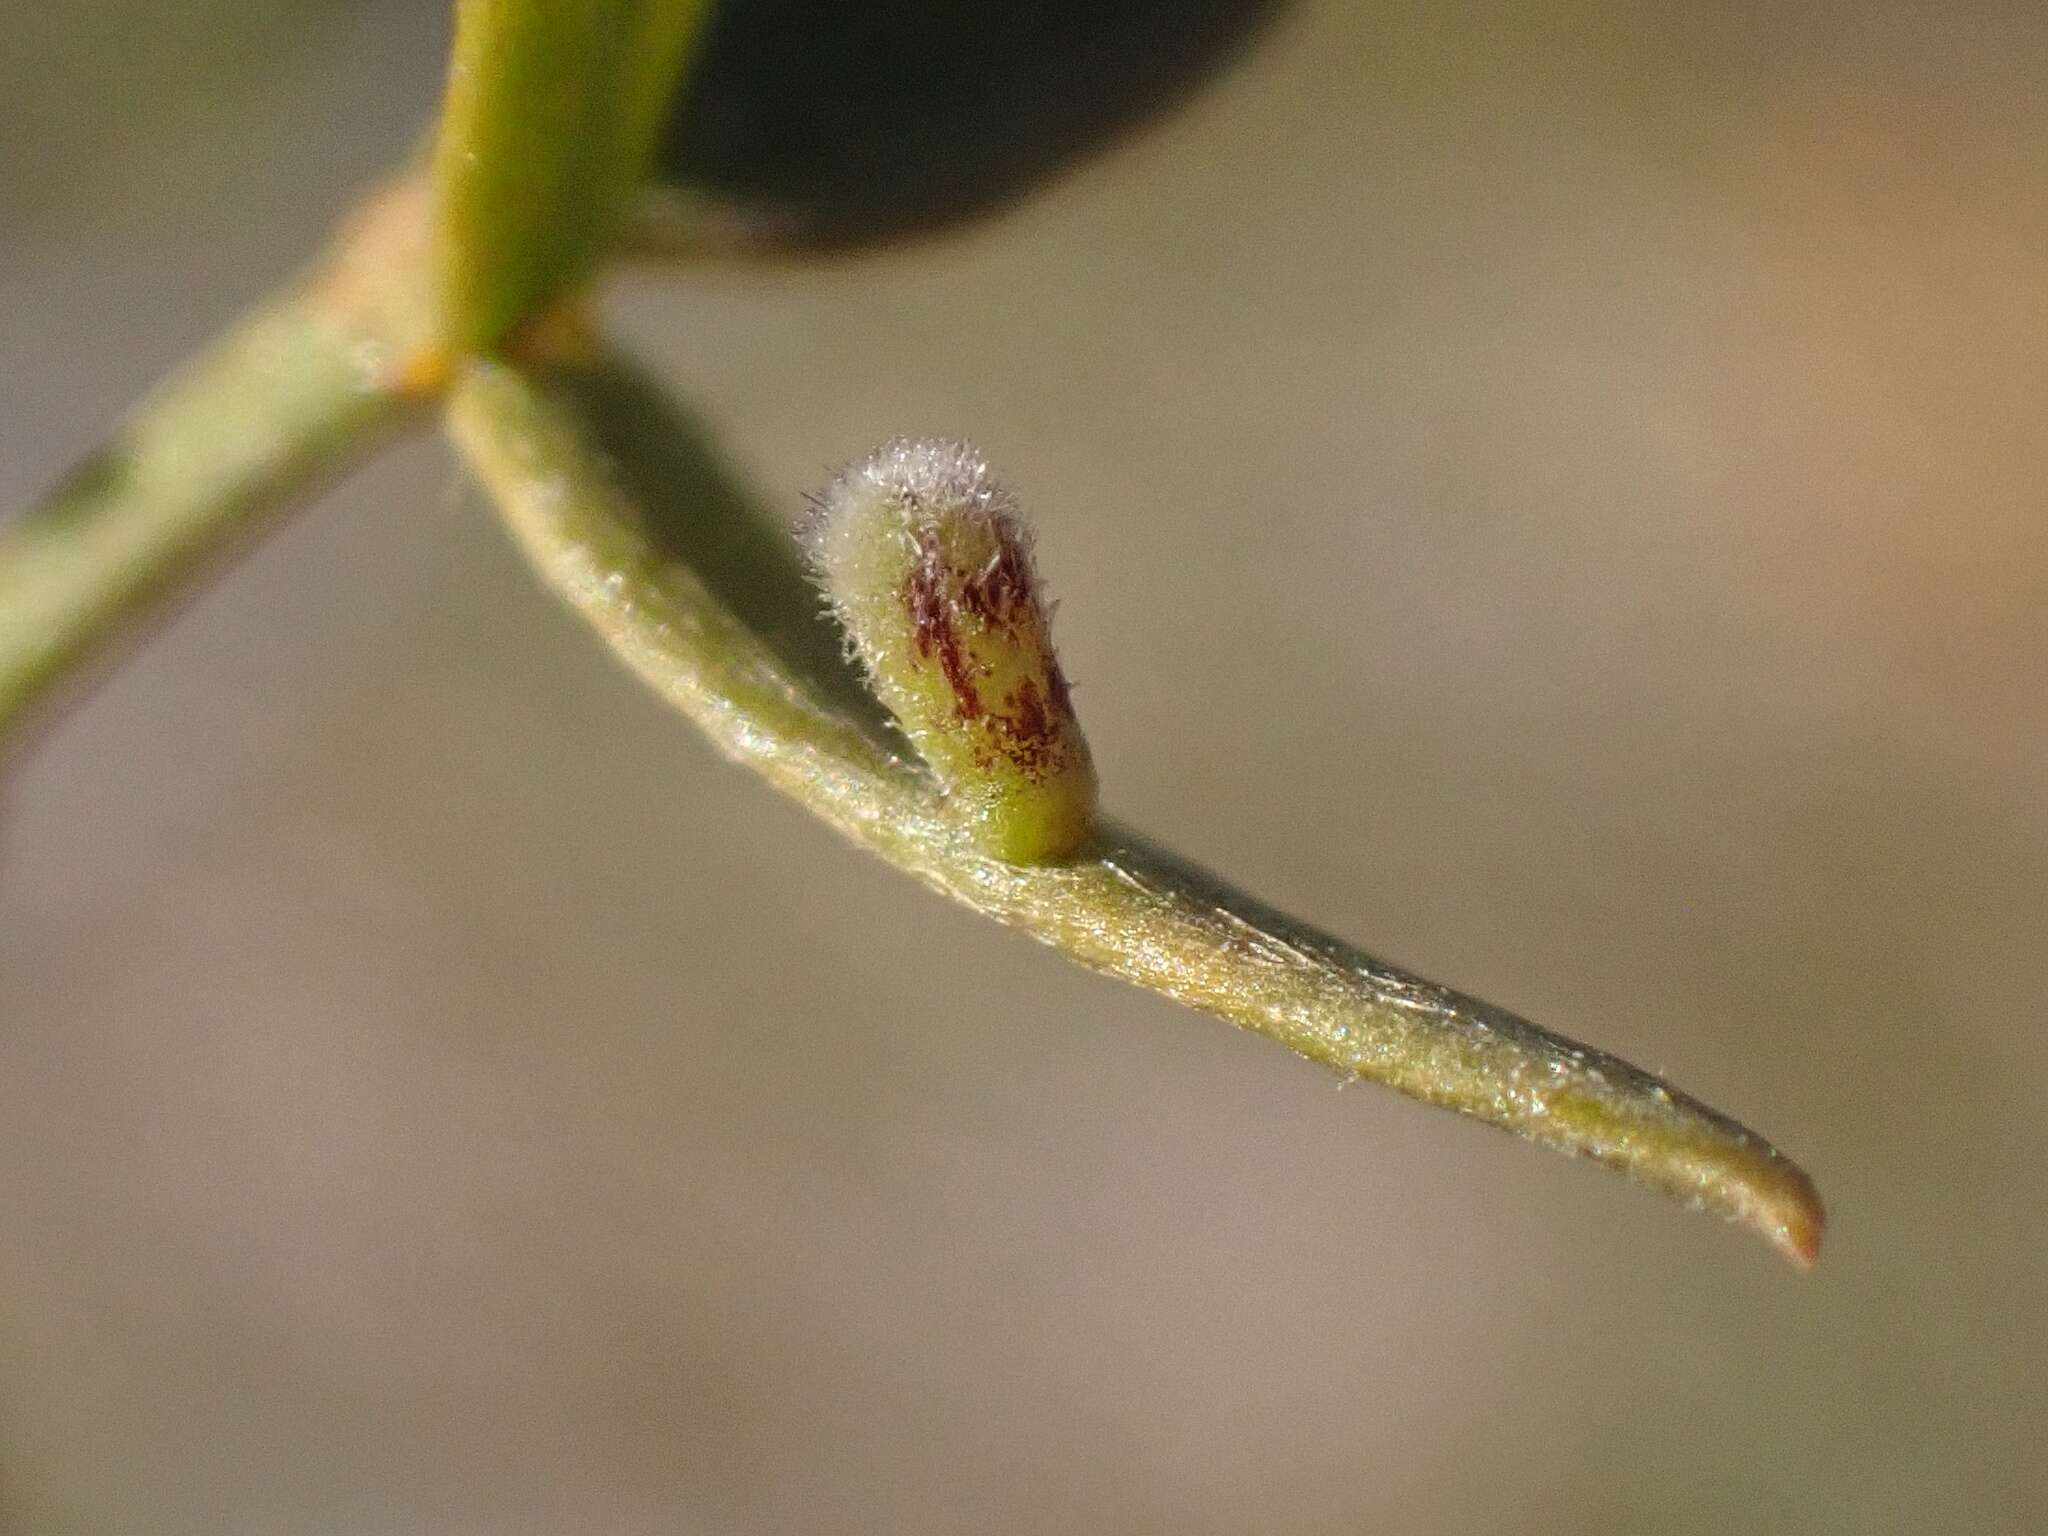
[447,346,1825,1268]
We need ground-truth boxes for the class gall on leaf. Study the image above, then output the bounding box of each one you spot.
[806,439,1098,863]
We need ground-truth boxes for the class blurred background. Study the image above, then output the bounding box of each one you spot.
[2,1,2044,1530]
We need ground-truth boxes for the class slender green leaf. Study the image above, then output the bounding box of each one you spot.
[448,348,1826,1268]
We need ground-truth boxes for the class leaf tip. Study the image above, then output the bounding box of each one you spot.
[1761,1163,1826,1270]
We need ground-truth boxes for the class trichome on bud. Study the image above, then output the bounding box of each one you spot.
[806,439,1098,862]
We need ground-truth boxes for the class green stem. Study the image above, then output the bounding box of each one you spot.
[449,349,1826,1269]
[0,293,415,736]
[0,178,435,736]
[432,0,714,352]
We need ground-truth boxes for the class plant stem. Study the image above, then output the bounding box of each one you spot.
[448,348,1826,1268]
[431,0,713,352]
[0,183,435,737]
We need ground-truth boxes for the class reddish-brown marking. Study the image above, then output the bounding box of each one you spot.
[961,538,1032,630]
[904,540,983,721]
[991,678,1072,779]
[1011,680,1052,745]
[903,528,1081,777]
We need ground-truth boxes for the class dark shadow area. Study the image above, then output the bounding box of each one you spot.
[660,0,1285,248]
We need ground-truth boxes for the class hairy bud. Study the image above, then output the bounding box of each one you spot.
[807,439,1098,862]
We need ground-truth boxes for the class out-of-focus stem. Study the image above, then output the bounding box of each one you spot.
[0,180,437,737]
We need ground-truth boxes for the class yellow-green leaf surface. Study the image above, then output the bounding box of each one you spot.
[448,350,1826,1269]
[432,0,712,352]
